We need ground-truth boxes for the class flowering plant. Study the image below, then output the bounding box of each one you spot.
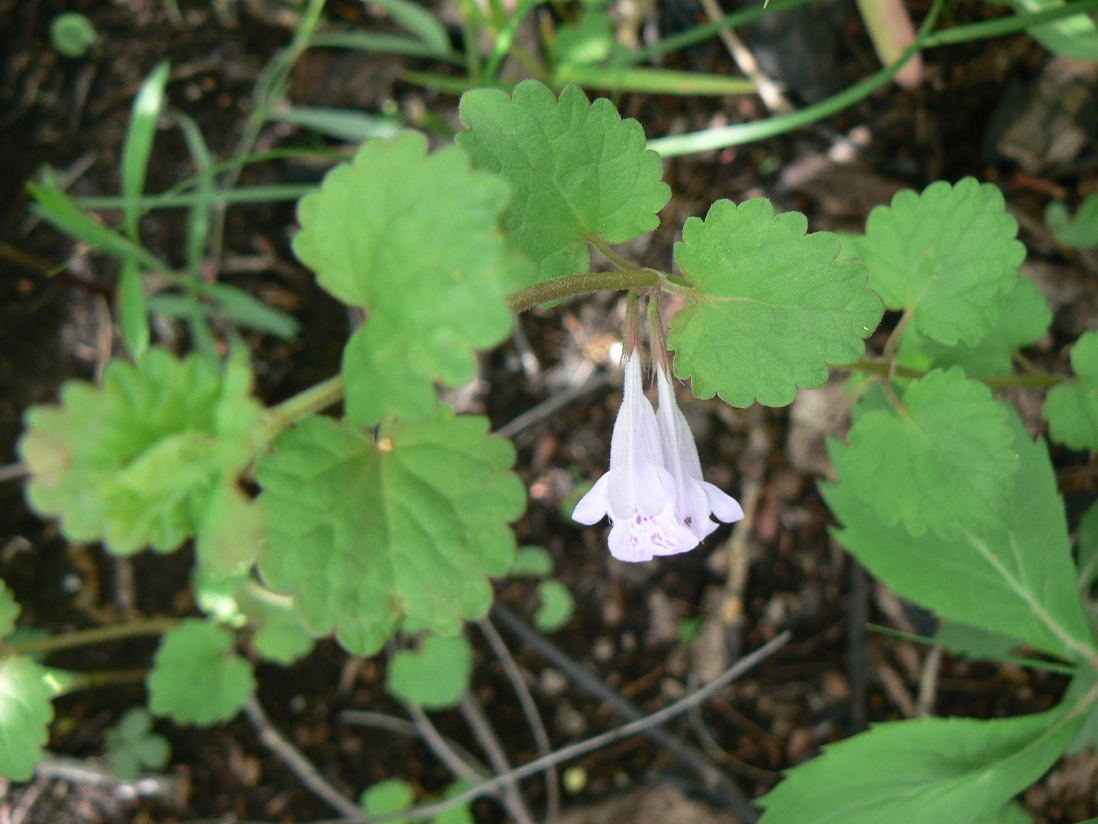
[7,7,1098,815]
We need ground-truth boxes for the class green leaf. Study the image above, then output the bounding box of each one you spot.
[256,409,525,655]
[270,106,403,143]
[758,703,1085,824]
[1002,0,1098,60]
[826,411,1095,663]
[936,621,1020,662]
[105,708,171,780]
[840,368,1017,539]
[240,584,316,667]
[668,198,883,407]
[200,282,301,342]
[434,780,476,824]
[508,546,554,578]
[995,800,1035,824]
[533,580,575,633]
[860,178,1025,346]
[1044,331,1098,450]
[360,777,415,822]
[118,259,149,359]
[120,61,170,240]
[0,656,54,780]
[18,349,264,557]
[554,4,615,66]
[1045,195,1098,249]
[387,634,473,709]
[457,80,670,281]
[293,132,532,425]
[49,12,97,58]
[28,183,166,272]
[368,0,452,54]
[897,276,1051,377]
[147,619,255,725]
[1078,500,1098,590]
[0,580,20,640]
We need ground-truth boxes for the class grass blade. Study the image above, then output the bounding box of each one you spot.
[120,61,170,239]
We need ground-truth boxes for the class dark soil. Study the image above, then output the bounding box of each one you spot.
[2,0,1098,822]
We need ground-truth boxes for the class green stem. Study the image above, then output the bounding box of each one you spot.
[507,269,660,312]
[263,374,346,439]
[5,617,182,658]
[921,0,1098,48]
[647,0,946,157]
[849,358,1064,390]
[58,668,148,695]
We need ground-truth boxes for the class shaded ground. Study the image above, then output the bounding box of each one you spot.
[2,0,1098,822]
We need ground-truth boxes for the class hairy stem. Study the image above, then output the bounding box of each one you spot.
[849,358,1064,390]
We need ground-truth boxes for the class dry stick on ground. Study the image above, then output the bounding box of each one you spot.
[339,709,487,770]
[478,618,561,824]
[243,696,365,821]
[314,630,792,824]
[914,645,944,719]
[458,694,536,824]
[491,602,764,824]
[405,702,486,785]
[848,559,871,734]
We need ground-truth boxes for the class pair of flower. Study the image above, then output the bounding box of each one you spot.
[573,350,744,563]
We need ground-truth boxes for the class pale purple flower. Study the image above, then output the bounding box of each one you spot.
[572,352,699,562]
[655,364,744,540]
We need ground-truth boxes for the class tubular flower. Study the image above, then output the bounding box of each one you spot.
[655,364,744,541]
[572,351,699,562]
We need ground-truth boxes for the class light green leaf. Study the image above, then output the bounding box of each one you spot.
[434,780,476,824]
[936,621,1020,662]
[826,412,1095,663]
[200,282,301,342]
[195,480,264,574]
[368,0,452,54]
[387,634,473,709]
[105,707,171,780]
[508,546,554,578]
[1045,195,1098,249]
[360,777,415,822]
[240,583,316,667]
[897,276,1051,377]
[668,198,883,407]
[0,656,54,780]
[117,259,149,359]
[1044,330,1098,450]
[19,349,265,557]
[1002,0,1098,59]
[49,12,97,58]
[0,580,20,640]
[293,132,532,425]
[1078,500,1098,590]
[995,800,1035,824]
[757,703,1086,824]
[256,409,525,655]
[533,580,575,633]
[271,106,403,143]
[457,80,670,281]
[147,619,255,725]
[840,368,1017,538]
[554,3,615,66]
[120,61,170,240]
[860,178,1025,346]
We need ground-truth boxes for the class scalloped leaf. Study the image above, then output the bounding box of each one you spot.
[457,80,670,281]
[859,178,1025,346]
[147,619,255,725]
[668,198,883,407]
[18,349,264,562]
[1044,330,1098,450]
[105,707,170,780]
[256,408,525,656]
[387,634,473,709]
[897,276,1051,377]
[826,411,1094,663]
[293,132,532,426]
[757,703,1085,824]
[840,368,1017,539]
[533,580,574,633]
[0,656,55,780]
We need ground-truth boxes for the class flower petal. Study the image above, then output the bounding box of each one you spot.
[572,473,611,525]
[607,500,699,562]
[704,481,745,524]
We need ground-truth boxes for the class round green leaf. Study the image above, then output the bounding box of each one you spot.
[668,198,883,407]
[49,12,98,58]
[1044,330,1098,450]
[0,656,54,781]
[0,580,20,640]
[292,132,532,425]
[360,777,415,820]
[533,580,575,633]
[508,546,554,578]
[840,368,1017,539]
[147,619,255,726]
[457,80,670,281]
[387,634,473,709]
[18,349,264,557]
[860,178,1025,346]
[106,708,170,780]
[257,408,525,656]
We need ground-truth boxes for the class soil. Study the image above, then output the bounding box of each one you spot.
[1,1,1098,822]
